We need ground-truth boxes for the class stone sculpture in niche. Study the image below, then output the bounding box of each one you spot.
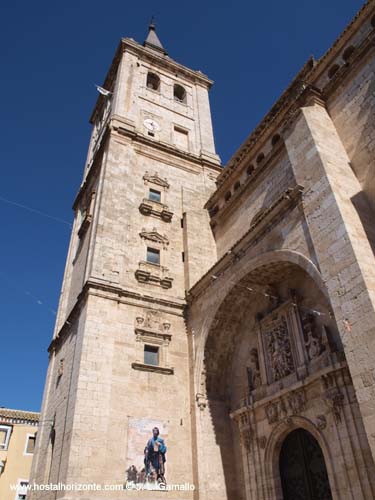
[247,347,262,392]
[301,313,325,361]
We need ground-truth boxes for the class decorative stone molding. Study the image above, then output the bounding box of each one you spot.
[132,310,174,375]
[265,389,306,424]
[324,387,344,424]
[232,411,253,452]
[131,362,174,375]
[196,393,207,411]
[77,191,96,238]
[258,436,267,449]
[322,373,345,424]
[241,431,252,453]
[135,261,173,289]
[266,399,288,424]
[316,415,327,430]
[139,198,173,222]
[143,171,170,189]
[134,312,172,342]
[287,390,306,415]
[139,228,169,249]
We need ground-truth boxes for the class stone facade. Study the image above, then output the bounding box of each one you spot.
[30,3,375,500]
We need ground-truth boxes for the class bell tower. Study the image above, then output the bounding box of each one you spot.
[30,22,220,498]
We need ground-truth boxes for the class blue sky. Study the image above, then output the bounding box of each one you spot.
[0,0,363,412]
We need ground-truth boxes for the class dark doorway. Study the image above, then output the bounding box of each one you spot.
[279,428,332,500]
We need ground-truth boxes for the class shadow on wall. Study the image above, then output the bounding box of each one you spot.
[351,190,375,257]
[346,56,375,216]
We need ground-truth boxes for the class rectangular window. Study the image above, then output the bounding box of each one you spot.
[25,434,36,454]
[144,345,159,366]
[148,188,161,203]
[0,425,12,450]
[146,247,160,265]
[174,126,189,150]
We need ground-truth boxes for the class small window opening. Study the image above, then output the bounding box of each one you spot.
[148,131,155,137]
[209,205,219,217]
[247,165,255,176]
[225,191,232,202]
[256,153,265,164]
[271,134,281,146]
[26,435,36,454]
[149,188,161,202]
[174,84,186,103]
[146,72,160,91]
[144,345,159,366]
[146,247,160,265]
[328,64,340,79]
[234,181,241,191]
[342,46,355,62]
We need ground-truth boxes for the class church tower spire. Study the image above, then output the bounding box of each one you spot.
[143,18,167,55]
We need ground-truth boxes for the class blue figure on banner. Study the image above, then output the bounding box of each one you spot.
[145,427,167,483]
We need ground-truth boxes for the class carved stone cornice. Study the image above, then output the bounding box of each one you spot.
[139,198,173,222]
[131,362,174,375]
[208,1,373,198]
[135,261,173,289]
[139,229,169,249]
[206,137,285,214]
[213,58,316,189]
[230,359,348,419]
[321,29,375,99]
[143,172,170,189]
[49,279,184,353]
[112,119,221,171]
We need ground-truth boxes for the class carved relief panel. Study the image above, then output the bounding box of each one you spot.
[259,301,302,385]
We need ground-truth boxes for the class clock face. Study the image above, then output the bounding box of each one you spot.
[143,118,161,132]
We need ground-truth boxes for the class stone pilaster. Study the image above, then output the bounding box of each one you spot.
[284,93,375,459]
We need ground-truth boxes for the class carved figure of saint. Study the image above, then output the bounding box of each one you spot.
[305,331,321,360]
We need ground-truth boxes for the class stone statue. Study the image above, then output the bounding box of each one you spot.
[247,347,261,392]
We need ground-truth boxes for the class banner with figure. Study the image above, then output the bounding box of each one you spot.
[125,417,168,490]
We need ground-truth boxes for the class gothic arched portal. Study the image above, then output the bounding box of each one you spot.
[279,428,332,500]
